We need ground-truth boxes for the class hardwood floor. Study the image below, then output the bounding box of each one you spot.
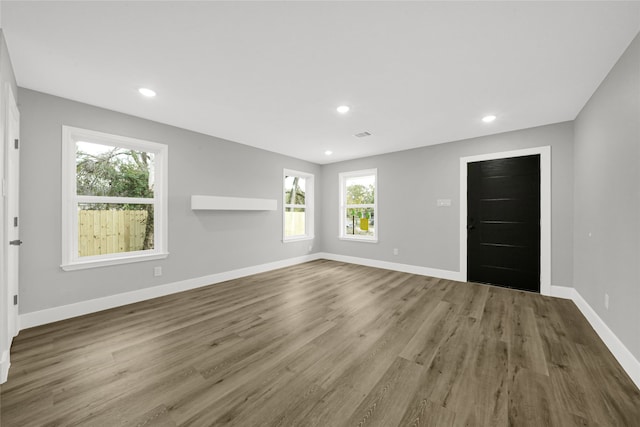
[1,260,639,426]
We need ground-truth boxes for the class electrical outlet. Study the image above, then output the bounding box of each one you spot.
[393,248,399,256]
[605,293,609,310]
[154,266,162,277]
[308,245,313,252]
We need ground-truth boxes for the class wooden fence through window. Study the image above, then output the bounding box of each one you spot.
[78,210,148,256]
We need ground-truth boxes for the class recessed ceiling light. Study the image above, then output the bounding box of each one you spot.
[482,115,497,123]
[325,150,333,156]
[138,87,156,97]
[336,105,350,114]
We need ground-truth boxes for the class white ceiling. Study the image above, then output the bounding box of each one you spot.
[2,1,640,164]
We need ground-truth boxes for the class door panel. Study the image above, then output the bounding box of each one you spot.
[467,155,540,292]
[478,222,536,246]
[479,199,538,222]
[6,85,19,338]
[478,175,539,199]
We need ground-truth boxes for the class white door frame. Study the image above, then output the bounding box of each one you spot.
[459,146,551,296]
[0,84,5,383]
[1,84,19,383]
[5,84,19,337]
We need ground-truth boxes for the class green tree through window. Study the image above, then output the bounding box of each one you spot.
[283,170,314,241]
[76,143,155,250]
[340,170,377,240]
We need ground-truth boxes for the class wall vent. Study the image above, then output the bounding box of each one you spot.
[354,131,372,138]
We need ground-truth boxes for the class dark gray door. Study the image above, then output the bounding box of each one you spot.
[467,155,540,292]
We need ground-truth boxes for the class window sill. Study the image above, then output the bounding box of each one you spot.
[338,236,378,243]
[61,252,169,271]
[283,235,315,243]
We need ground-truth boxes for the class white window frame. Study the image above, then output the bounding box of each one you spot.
[282,169,314,242]
[339,168,378,243]
[61,126,168,271]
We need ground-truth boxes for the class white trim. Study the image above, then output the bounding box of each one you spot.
[323,255,639,388]
[21,253,321,329]
[61,126,169,270]
[337,236,378,243]
[2,84,20,384]
[339,168,378,241]
[16,253,640,390]
[550,286,640,389]
[319,252,464,281]
[1,349,9,383]
[459,146,551,295]
[550,285,575,300]
[5,84,20,339]
[61,252,169,271]
[283,169,315,241]
[22,252,463,330]
[282,236,315,243]
[77,195,154,205]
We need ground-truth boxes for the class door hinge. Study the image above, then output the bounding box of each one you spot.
[9,239,23,246]
[14,138,19,149]
[14,217,18,227]
[13,295,18,306]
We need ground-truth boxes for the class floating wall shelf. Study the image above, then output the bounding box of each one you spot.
[191,195,277,211]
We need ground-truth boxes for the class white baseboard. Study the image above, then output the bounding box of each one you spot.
[550,285,575,300]
[19,253,321,330]
[317,252,465,282]
[19,253,461,331]
[551,285,640,389]
[16,253,640,390]
[1,349,9,383]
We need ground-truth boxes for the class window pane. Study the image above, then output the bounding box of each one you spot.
[346,175,375,204]
[344,207,375,237]
[78,203,154,257]
[76,141,155,198]
[284,207,306,237]
[284,175,306,205]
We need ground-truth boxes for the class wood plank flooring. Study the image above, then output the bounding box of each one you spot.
[1,260,639,426]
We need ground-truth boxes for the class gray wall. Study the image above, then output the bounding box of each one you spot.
[574,33,640,360]
[321,122,574,287]
[18,88,321,314]
[18,91,576,316]
[15,35,640,370]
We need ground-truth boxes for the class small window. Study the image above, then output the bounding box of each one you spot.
[283,169,314,241]
[61,126,168,270]
[339,169,377,242]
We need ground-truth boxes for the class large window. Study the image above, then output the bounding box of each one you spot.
[339,169,377,242]
[283,169,314,241]
[61,126,168,270]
